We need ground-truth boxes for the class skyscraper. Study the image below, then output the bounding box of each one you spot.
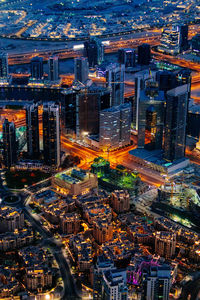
[138,44,151,65]
[61,89,77,136]
[99,103,131,150]
[158,26,180,55]
[106,63,125,106]
[48,55,59,81]
[175,69,191,97]
[43,102,60,168]
[120,103,132,147]
[118,48,136,68]
[192,34,200,53]
[146,265,171,300]
[3,119,17,168]
[26,103,40,158]
[74,57,89,83]
[156,71,177,92]
[31,56,44,79]
[84,38,104,67]
[0,52,8,78]
[137,84,165,150]
[62,85,110,138]
[133,70,157,131]
[164,84,189,161]
[179,24,189,51]
[76,85,110,138]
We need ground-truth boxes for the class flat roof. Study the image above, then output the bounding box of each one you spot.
[129,148,188,168]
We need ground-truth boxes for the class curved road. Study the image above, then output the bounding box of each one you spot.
[179,273,200,300]
[23,207,80,300]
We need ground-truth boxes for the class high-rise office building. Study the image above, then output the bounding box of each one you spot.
[26,103,40,158]
[30,56,44,79]
[179,24,189,51]
[156,71,177,92]
[158,25,182,55]
[48,55,59,81]
[155,232,176,259]
[133,70,156,131]
[3,119,17,168]
[74,57,89,83]
[76,85,110,138]
[106,63,125,106]
[163,84,189,162]
[137,84,165,150]
[118,48,136,68]
[84,38,104,68]
[187,101,200,138]
[138,44,151,65]
[146,265,171,300]
[175,69,191,97]
[157,68,191,96]
[102,269,128,300]
[43,102,60,168]
[61,89,77,136]
[175,69,191,86]
[192,34,200,53]
[120,103,132,146]
[0,52,8,78]
[100,106,120,151]
[62,85,110,138]
[99,103,131,150]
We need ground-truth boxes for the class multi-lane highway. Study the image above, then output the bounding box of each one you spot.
[5,24,200,66]
[152,50,200,72]
[7,35,160,65]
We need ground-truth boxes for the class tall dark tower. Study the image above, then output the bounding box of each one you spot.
[26,103,40,158]
[31,56,44,79]
[74,57,89,83]
[137,85,165,150]
[43,102,60,168]
[84,38,104,68]
[48,55,59,81]
[0,52,8,78]
[138,44,151,65]
[164,84,189,162]
[179,24,189,51]
[118,48,136,67]
[106,63,125,107]
[156,71,177,92]
[3,119,17,168]
[175,69,191,97]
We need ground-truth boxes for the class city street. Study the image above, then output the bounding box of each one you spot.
[21,201,80,300]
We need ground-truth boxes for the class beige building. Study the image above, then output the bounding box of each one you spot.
[155,231,176,259]
[110,190,130,213]
[0,229,34,251]
[52,168,98,195]
[26,268,52,292]
[0,206,24,233]
[93,220,113,244]
[60,212,81,234]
